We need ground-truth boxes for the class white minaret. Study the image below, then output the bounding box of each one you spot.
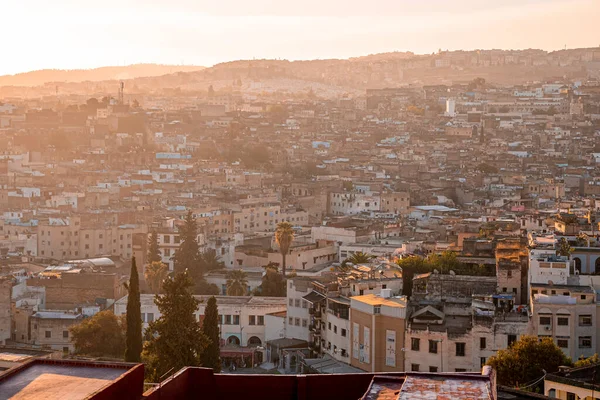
[445,99,456,117]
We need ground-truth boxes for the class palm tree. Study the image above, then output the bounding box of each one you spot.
[346,251,375,265]
[275,221,295,277]
[144,261,169,294]
[200,249,225,273]
[226,269,248,296]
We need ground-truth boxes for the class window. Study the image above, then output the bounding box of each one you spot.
[579,315,592,326]
[233,315,240,325]
[164,235,170,244]
[45,331,51,338]
[174,236,180,244]
[480,357,487,368]
[411,364,420,372]
[480,337,486,350]
[63,331,69,338]
[225,315,232,325]
[557,317,569,326]
[508,334,517,347]
[581,295,587,300]
[63,347,69,353]
[557,339,569,348]
[257,316,264,325]
[249,315,256,325]
[302,300,308,309]
[295,299,300,308]
[429,340,438,354]
[141,313,146,323]
[507,270,512,278]
[567,393,576,400]
[411,338,420,351]
[302,319,307,328]
[341,329,347,337]
[334,325,337,334]
[456,342,466,357]
[289,317,293,325]
[539,316,551,325]
[374,306,381,314]
[579,336,592,348]
[429,366,438,372]
[289,299,293,306]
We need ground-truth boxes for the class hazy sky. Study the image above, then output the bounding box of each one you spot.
[1,0,599,75]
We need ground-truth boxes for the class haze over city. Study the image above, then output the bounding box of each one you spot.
[2,1,600,399]
[1,0,599,75]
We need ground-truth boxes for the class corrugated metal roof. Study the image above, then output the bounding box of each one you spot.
[398,375,491,400]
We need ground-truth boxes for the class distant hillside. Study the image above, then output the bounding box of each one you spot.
[0,64,205,87]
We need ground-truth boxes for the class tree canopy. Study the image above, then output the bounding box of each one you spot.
[143,272,208,382]
[172,211,201,276]
[226,269,248,296]
[70,310,125,358]
[147,231,162,264]
[201,296,221,372]
[275,221,294,276]
[486,336,572,387]
[144,261,169,294]
[256,263,286,297]
[345,251,376,265]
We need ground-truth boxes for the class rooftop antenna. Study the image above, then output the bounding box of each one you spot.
[118,81,124,105]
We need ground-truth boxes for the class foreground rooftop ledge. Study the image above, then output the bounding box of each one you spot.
[0,358,144,400]
[144,365,496,400]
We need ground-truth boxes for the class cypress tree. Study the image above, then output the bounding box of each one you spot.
[201,296,221,372]
[125,257,143,362]
[147,230,162,264]
[143,272,208,381]
[172,211,201,276]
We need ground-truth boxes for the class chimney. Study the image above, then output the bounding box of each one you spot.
[380,288,391,299]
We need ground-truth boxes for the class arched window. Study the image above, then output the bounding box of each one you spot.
[247,336,262,347]
[227,335,240,346]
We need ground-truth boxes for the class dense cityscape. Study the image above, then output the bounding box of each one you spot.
[0,45,600,399]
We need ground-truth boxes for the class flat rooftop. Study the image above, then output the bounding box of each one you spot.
[0,359,141,400]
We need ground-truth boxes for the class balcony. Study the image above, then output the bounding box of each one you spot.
[309,324,321,335]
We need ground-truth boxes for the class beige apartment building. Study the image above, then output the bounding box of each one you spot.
[30,311,83,353]
[530,283,596,360]
[37,216,146,261]
[349,292,407,373]
[380,191,410,214]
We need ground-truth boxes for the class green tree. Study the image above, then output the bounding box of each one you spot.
[574,354,599,368]
[487,336,572,387]
[396,256,428,298]
[195,280,220,295]
[70,310,125,358]
[257,264,286,297]
[147,231,162,264]
[201,296,221,372]
[226,269,248,296]
[172,211,201,277]
[557,237,573,257]
[125,257,143,362]
[200,249,225,273]
[345,251,375,265]
[275,221,295,277]
[144,261,169,294]
[143,272,208,382]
